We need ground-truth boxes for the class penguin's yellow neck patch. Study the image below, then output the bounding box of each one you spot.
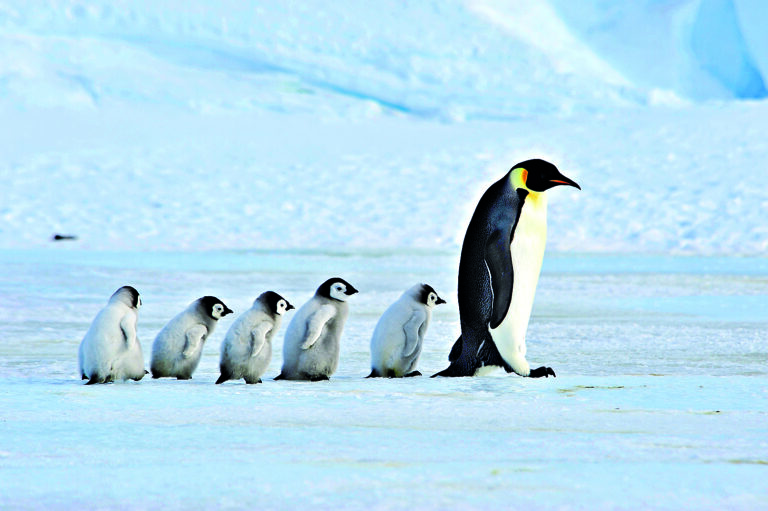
[509,168,528,190]
[510,167,541,199]
[510,167,528,190]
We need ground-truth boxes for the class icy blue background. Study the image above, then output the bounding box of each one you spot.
[1,0,768,254]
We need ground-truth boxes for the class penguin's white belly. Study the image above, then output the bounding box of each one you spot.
[490,194,547,376]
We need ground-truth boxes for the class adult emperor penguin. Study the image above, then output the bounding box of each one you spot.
[275,278,358,381]
[78,286,147,384]
[367,283,446,378]
[433,159,580,378]
[150,296,233,379]
[216,291,294,384]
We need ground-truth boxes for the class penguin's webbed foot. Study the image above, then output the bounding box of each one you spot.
[529,366,556,378]
[309,375,330,382]
[404,371,422,377]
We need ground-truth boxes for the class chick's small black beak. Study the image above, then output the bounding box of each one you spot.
[287,303,295,311]
[346,286,359,295]
[550,173,581,190]
[223,306,234,315]
[436,297,447,305]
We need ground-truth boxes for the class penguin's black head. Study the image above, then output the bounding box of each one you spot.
[259,291,295,316]
[111,285,141,309]
[513,159,581,192]
[317,278,358,302]
[419,284,446,307]
[198,296,233,320]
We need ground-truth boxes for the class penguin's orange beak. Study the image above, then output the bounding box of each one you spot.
[550,174,581,190]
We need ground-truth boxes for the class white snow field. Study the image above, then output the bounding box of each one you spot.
[0,250,766,510]
[1,1,767,510]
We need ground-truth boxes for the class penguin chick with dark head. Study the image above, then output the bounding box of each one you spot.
[78,286,146,384]
[434,159,580,378]
[150,296,233,380]
[368,283,446,378]
[275,278,358,381]
[216,291,294,384]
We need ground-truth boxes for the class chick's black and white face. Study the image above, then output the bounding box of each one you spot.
[330,283,350,302]
[211,303,226,319]
[425,291,446,308]
[318,278,358,301]
[276,299,290,315]
[418,284,445,308]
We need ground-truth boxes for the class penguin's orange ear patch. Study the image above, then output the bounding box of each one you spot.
[521,169,528,186]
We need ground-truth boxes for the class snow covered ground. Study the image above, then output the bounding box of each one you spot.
[0,250,766,510]
[1,1,767,509]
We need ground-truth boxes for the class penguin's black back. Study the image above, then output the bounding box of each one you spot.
[458,173,523,331]
[435,172,526,376]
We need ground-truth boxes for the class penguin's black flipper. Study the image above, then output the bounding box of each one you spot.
[485,230,514,330]
[366,369,381,378]
[215,374,229,385]
[85,375,103,385]
[273,373,286,381]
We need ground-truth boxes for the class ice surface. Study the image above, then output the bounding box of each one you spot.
[0,250,766,510]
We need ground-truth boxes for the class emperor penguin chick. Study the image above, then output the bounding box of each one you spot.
[78,286,146,384]
[216,292,294,384]
[150,296,233,380]
[275,278,358,381]
[368,283,445,378]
